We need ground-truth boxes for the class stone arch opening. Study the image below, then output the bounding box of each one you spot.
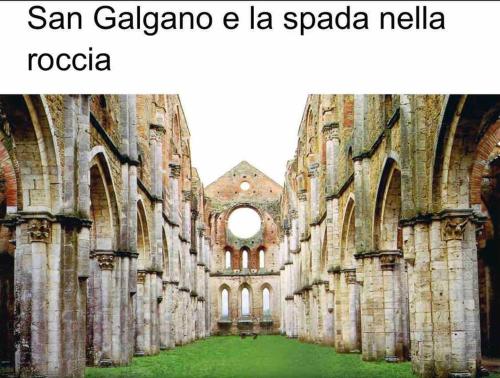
[240,247,249,270]
[372,158,409,361]
[219,285,231,320]
[258,247,265,270]
[432,96,500,364]
[260,283,272,318]
[1,95,62,213]
[341,197,356,268]
[337,197,360,352]
[137,199,151,270]
[224,248,232,270]
[0,95,62,375]
[473,121,500,357]
[374,160,402,251]
[478,155,500,357]
[90,154,119,253]
[238,284,252,319]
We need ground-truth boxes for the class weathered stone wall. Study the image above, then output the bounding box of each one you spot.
[280,94,500,378]
[1,93,499,378]
[0,94,213,377]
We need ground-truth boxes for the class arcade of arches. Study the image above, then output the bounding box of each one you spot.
[0,94,498,378]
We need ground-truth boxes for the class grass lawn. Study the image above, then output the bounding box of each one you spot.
[85,335,417,378]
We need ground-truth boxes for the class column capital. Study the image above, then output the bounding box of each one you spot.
[149,122,166,134]
[169,163,181,178]
[308,163,320,178]
[182,190,192,202]
[96,253,115,270]
[345,270,357,284]
[297,190,308,202]
[380,254,397,271]
[137,270,146,284]
[197,225,206,237]
[322,122,339,141]
[442,216,469,241]
[28,218,51,243]
[149,124,166,143]
[283,218,291,236]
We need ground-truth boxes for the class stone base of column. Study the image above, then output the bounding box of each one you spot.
[448,372,472,378]
[134,351,145,357]
[98,358,113,367]
[385,356,399,363]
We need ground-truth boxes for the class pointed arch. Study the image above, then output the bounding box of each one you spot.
[238,283,252,318]
[137,198,151,270]
[89,150,120,252]
[260,283,273,317]
[240,247,249,270]
[219,284,231,319]
[431,95,500,210]
[340,195,356,268]
[373,158,402,251]
[0,95,63,213]
[258,247,265,270]
[224,248,232,270]
[0,95,63,372]
[162,226,169,277]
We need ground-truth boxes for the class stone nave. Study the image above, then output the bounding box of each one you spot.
[0,95,498,378]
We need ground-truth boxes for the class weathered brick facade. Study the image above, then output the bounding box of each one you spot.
[205,161,282,335]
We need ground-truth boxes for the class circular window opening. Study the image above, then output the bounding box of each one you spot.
[228,207,261,239]
[240,181,250,191]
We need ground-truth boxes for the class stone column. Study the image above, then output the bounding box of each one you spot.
[169,163,181,283]
[28,218,51,375]
[60,95,91,375]
[128,96,138,297]
[160,280,168,349]
[95,252,114,366]
[380,253,398,362]
[323,122,340,194]
[442,215,479,376]
[308,157,323,341]
[119,254,130,364]
[143,272,152,354]
[135,271,146,356]
[346,270,360,352]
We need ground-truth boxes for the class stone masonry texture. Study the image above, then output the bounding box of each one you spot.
[0,94,498,378]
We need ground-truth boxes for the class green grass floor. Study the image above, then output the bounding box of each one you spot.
[86,335,419,378]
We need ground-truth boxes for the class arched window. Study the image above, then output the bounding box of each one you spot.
[263,288,270,316]
[241,288,250,316]
[259,249,265,269]
[225,250,231,269]
[241,249,248,269]
[221,289,229,318]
